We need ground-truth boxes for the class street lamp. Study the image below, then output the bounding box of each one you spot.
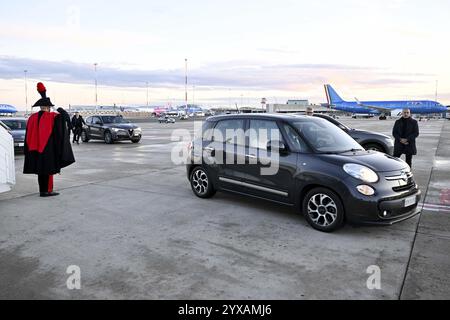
[94,63,98,111]
[24,70,28,114]
[146,81,149,107]
[185,58,188,110]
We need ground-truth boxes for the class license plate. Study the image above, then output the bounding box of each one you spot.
[404,196,416,208]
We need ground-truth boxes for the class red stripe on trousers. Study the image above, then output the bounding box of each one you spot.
[48,175,53,193]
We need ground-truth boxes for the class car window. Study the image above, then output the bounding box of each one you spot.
[249,120,282,150]
[290,118,362,153]
[283,123,308,152]
[201,121,215,141]
[86,117,93,124]
[1,120,27,130]
[92,117,102,124]
[213,119,245,145]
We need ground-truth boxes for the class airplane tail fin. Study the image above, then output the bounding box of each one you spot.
[324,84,345,105]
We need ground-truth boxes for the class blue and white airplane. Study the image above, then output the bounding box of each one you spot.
[324,84,447,118]
[0,104,17,114]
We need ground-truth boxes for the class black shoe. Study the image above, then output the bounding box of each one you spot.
[40,192,60,197]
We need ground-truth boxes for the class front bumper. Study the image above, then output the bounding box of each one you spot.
[112,131,142,141]
[344,183,422,226]
[14,140,25,149]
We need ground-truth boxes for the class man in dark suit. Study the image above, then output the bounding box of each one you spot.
[392,109,419,168]
[71,112,86,144]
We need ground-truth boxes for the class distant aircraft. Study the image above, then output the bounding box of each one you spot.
[152,107,169,117]
[0,104,17,114]
[324,85,447,119]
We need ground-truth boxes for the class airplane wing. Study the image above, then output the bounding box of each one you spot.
[355,98,391,113]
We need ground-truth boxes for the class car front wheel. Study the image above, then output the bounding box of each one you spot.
[190,167,216,199]
[81,130,89,143]
[104,131,114,144]
[303,187,345,232]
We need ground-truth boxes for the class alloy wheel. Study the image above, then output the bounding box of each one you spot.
[192,169,209,196]
[307,193,338,227]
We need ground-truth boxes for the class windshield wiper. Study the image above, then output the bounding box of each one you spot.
[337,148,364,154]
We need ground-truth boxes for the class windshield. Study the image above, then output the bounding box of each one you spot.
[289,118,363,153]
[1,120,27,130]
[102,116,129,124]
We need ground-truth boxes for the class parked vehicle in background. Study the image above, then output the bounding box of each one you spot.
[159,115,176,124]
[186,114,420,232]
[0,117,27,151]
[0,122,15,193]
[312,114,394,155]
[81,115,142,144]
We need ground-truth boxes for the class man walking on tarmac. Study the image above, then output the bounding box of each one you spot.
[71,112,86,144]
[23,82,75,197]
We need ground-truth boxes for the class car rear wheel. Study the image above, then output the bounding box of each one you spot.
[363,143,385,153]
[190,167,216,199]
[104,131,113,144]
[303,188,345,232]
[81,130,89,143]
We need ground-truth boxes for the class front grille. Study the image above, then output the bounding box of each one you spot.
[386,171,416,193]
[393,178,416,192]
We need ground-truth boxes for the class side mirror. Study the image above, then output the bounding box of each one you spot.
[267,140,288,153]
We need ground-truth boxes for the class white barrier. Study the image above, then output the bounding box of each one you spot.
[0,125,15,193]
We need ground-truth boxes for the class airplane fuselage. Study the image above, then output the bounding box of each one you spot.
[333,100,446,115]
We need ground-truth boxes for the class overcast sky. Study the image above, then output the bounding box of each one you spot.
[1,0,449,109]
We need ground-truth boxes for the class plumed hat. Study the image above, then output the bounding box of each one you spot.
[32,82,55,107]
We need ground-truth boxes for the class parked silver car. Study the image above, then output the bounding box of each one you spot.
[0,117,27,150]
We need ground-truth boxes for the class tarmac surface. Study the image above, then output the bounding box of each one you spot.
[0,117,449,300]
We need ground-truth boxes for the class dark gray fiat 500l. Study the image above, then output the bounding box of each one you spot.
[186,114,421,232]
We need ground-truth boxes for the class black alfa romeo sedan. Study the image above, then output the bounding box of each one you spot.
[82,115,142,144]
[186,114,421,232]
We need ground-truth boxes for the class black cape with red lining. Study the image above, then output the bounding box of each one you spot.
[23,108,75,175]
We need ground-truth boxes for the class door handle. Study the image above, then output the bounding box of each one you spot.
[246,154,257,159]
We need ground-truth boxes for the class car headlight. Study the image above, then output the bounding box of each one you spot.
[343,164,379,183]
[357,185,375,196]
[134,127,142,133]
[111,128,122,132]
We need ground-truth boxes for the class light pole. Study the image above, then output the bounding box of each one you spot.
[185,58,188,110]
[94,63,98,111]
[192,85,195,106]
[435,80,438,102]
[146,81,149,107]
[24,70,28,114]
